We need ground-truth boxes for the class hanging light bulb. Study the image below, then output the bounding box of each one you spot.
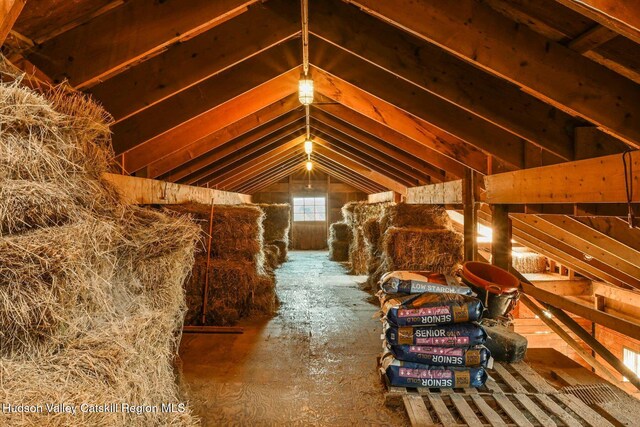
[298,74,314,105]
[304,139,313,155]
[306,160,313,171]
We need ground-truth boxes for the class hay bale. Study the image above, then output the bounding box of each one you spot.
[329,241,350,261]
[330,221,351,242]
[257,203,291,242]
[512,251,547,273]
[0,66,200,426]
[264,243,281,270]
[341,201,361,226]
[184,257,275,326]
[165,203,265,265]
[372,227,463,285]
[349,229,369,275]
[380,203,452,231]
[271,239,288,263]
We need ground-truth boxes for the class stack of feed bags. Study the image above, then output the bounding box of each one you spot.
[379,271,491,389]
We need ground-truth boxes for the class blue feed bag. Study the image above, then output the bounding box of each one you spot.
[387,343,491,367]
[381,292,484,327]
[380,271,472,295]
[385,322,487,347]
[381,353,487,388]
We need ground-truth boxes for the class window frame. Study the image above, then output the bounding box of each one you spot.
[292,196,327,222]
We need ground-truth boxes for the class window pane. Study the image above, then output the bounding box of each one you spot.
[293,206,304,214]
[315,212,326,221]
[293,198,304,206]
[314,198,325,206]
[304,213,315,221]
[304,197,314,205]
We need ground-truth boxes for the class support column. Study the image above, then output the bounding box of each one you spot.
[491,204,511,269]
[463,168,478,262]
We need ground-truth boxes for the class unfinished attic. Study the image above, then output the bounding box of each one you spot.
[1,0,640,425]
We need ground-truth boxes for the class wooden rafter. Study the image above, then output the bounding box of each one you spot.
[28,0,258,88]
[312,67,491,174]
[554,0,640,44]
[314,144,407,194]
[311,0,595,161]
[312,131,423,187]
[149,95,302,179]
[87,0,300,121]
[310,48,528,169]
[182,126,306,185]
[235,161,304,194]
[0,0,25,45]
[119,69,299,173]
[111,40,299,156]
[346,0,640,148]
[314,162,381,194]
[220,152,305,191]
[161,113,305,182]
[314,102,466,177]
[311,112,450,182]
[314,158,384,193]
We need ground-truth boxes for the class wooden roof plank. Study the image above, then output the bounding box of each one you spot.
[111,40,299,156]
[120,69,299,173]
[28,0,257,88]
[347,0,640,148]
[88,0,299,121]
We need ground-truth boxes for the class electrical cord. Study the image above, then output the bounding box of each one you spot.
[623,150,635,228]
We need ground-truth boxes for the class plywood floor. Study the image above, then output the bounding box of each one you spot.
[179,250,408,426]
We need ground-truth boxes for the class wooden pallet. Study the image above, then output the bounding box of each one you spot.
[381,361,626,426]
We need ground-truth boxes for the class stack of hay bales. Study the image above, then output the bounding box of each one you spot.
[512,250,547,273]
[0,70,199,425]
[167,203,276,326]
[341,201,393,274]
[368,204,463,289]
[328,221,352,261]
[257,203,290,264]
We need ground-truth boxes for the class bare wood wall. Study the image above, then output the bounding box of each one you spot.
[252,170,366,250]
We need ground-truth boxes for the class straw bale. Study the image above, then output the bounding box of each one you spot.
[329,221,351,242]
[512,251,547,273]
[379,203,452,231]
[264,243,281,270]
[371,227,463,285]
[271,239,288,263]
[256,203,291,242]
[341,201,361,226]
[165,203,265,265]
[329,241,350,261]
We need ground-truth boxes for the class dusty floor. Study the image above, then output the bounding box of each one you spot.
[179,250,408,426]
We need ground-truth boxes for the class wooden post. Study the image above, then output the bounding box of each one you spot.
[491,204,511,269]
[463,168,478,261]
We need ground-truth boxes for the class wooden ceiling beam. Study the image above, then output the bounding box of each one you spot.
[314,162,381,194]
[313,101,466,177]
[28,0,257,88]
[148,94,302,179]
[311,111,450,182]
[237,162,305,194]
[310,46,528,170]
[346,0,640,148]
[111,40,299,156]
[0,0,25,45]
[553,0,640,45]
[217,151,305,191]
[234,160,300,193]
[205,138,305,188]
[315,157,389,194]
[119,69,299,173]
[313,143,408,194]
[312,129,425,186]
[484,150,640,204]
[311,0,589,161]
[88,0,299,121]
[160,111,305,182]
[312,68,490,174]
[181,125,306,186]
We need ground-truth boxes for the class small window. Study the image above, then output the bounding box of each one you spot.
[293,197,326,222]
[623,347,640,382]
